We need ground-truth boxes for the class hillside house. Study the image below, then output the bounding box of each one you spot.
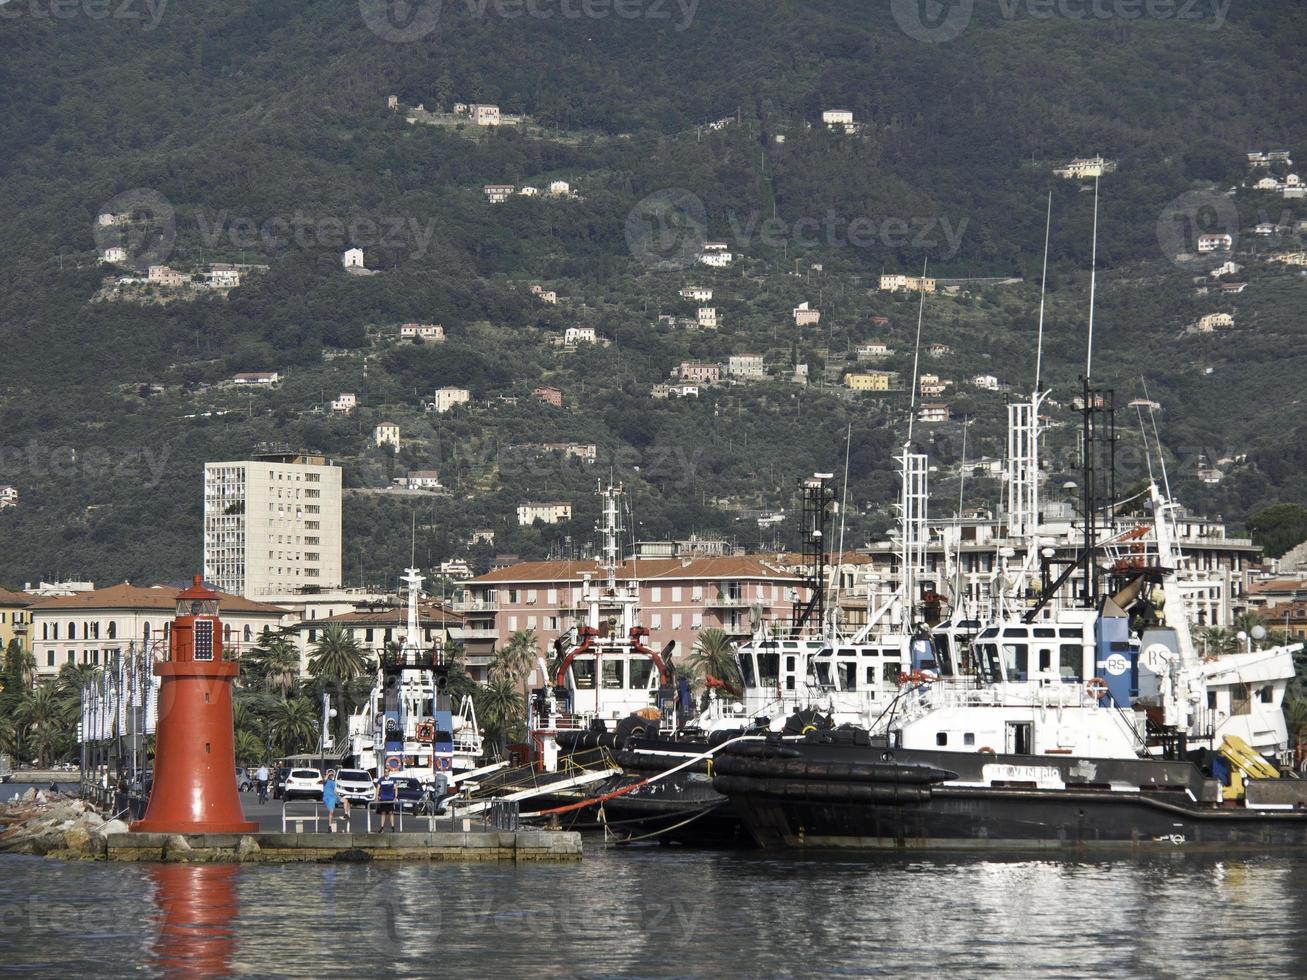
[927,343,952,358]
[533,386,564,408]
[428,387,470,414]
[516,501,573,526]
[972,374,1000,391]
[400,470,442,490]
[680,362,722,384]
[697,307,718,328]
[331,392,357,414]
[519,186,539,197]
[680,286,713,302]
[727,353,766,381]
[468,103,501,126]
[232,371,280,385]
[342,248,364,269]
[564,326,597,346]
[856,342,892,359]
[400,323,444,342]
[880,274,936,293]
[918,402,949,424]
[483,184,514,204]
[845,371,893,392]
[147,265,188,287]
[793,302,820,326]
[0,486,18,509]
[1197,234,1233,253]
[822,109,857,133]
[698,248,733,268]
[548,180,572,197]
[1194,313,1235,333]
[374,421,400,449]
[1255,223,1277,237]
[1053,156,1118,179]
[100,246,127,264]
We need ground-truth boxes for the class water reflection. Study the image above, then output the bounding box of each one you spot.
[148,864,239,976]
[4,847,1307,975]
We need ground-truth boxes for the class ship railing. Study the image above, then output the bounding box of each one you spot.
[898,677,1104,717]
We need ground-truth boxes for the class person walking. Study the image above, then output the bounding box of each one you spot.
[256,763,270,804]
[375,770,397,832]
[322,770,339,833]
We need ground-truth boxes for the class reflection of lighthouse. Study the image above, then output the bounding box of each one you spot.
[149,864,239,976]
[133,577,257,834]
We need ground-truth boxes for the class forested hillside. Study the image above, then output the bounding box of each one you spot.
[1,0,1306,587]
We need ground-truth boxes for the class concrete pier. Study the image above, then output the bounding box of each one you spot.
[106,830,582,864]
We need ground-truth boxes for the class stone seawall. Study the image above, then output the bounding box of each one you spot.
[108,830,582,863]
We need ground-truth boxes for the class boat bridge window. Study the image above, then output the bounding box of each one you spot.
[1033,628,1056,638]
[865,666,877,687]
[814,661,833,687]
[602,660,623,689]
[882,663,899,685]
[630,659,654,690]
[1002,628,1027,638]
[739,654,757,687]
[936,732,948,746]
[1059,628,1081,639]
[1003,644,1028,682]
[1260,686,1275,704]
[975,643,1001,683]
[758,653,780,687]
[1036,648,1052,672]
[980,627,999,640]
[573,661,596,690]
[785,656,797,690]
[838,663,856,690]
[1059,645,1081,681]
[963,733,975,746]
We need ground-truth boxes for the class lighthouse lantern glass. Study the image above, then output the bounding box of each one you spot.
[179,598,219,618]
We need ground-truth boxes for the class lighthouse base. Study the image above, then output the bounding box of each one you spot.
[132,818,259,834]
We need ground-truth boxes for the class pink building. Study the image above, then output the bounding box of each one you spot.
[455,556,806,679]
[533,385,564,408]
[679,362,722,384]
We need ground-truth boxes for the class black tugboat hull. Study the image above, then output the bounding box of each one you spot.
[714,743,1307,850]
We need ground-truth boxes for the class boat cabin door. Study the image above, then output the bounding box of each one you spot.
[1005,722,1032,756]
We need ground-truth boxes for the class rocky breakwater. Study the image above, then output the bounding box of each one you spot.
[0,788,129,860]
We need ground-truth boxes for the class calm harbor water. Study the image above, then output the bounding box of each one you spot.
[3,837,1307,977]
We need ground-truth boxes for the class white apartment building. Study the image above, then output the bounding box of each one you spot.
[484,184,515,204]
[565,326,598,345]
[697,307,718,328]
[680,286,712,302]
[203,452,344,598]
[793,302,820,326]
[374,421,400,449]
[517,501,573,526]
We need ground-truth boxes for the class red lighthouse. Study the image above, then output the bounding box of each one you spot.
[133,577,257,834]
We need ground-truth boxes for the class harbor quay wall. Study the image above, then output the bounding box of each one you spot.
[105,830,582,863]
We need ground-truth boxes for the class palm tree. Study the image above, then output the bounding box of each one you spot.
[14,684,75,765]
[235,729,266,767]
[475,676,525,753]
[267,696,319,758]
[308,623,371,685]
[491,629,539,704]
[244,633,302,695]
[686,628,742,697]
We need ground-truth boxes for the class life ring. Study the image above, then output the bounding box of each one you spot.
[384,756,401,772]
[977,747,996,754]
[1086,677,1110,701]
[416,721,435,743]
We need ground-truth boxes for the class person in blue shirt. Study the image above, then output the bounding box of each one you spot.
[322,770,339,832]
[375,771,398,832]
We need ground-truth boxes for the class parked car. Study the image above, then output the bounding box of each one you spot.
[235,767,254,792]
[283,768,323,801]
[334,769,376,804]
[393,777,426,812]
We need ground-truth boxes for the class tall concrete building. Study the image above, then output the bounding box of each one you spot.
[203,450,343,597]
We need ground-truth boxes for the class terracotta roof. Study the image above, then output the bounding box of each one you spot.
[773,551,876,567]
[469,555,801,585]
[295,601,459,629]
[0,587,31,607]
[26,583,288,615]
[1248,578,1307,594]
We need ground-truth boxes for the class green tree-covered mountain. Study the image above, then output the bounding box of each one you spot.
[1,0,1305,585]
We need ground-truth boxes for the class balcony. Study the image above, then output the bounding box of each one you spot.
[458,627,500,641]
[706,593,750,608]
[452,597,498,613]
